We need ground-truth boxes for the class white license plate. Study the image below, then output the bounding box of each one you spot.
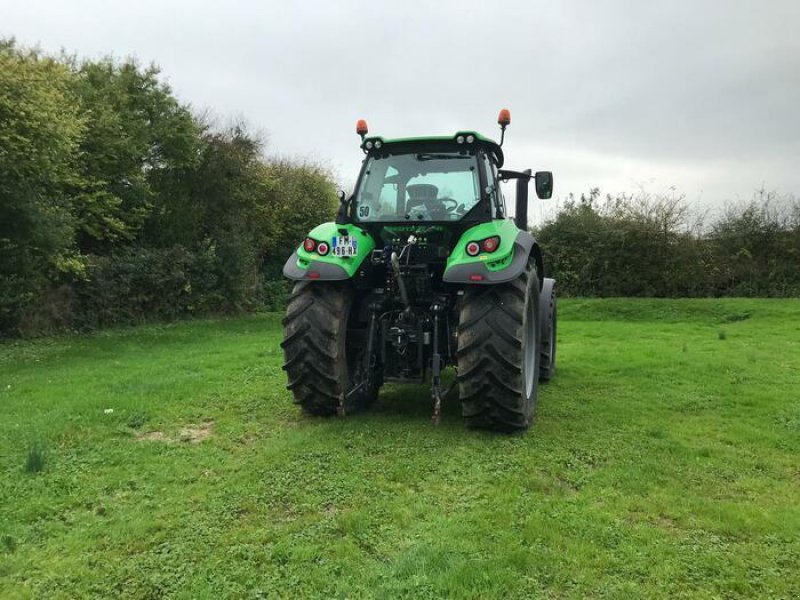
[332,236,358,257]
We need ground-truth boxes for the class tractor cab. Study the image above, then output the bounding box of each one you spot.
[349,132,505,226]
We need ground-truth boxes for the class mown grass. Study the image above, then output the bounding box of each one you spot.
[1,299,799,599]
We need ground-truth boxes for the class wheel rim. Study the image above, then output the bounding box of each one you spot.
[523,295,536,398]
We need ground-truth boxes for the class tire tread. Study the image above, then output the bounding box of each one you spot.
[457,261,540,432]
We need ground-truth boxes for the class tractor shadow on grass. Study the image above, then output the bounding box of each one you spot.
[355,370,465,427]
[346,368,570,433]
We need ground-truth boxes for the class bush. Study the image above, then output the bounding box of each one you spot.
[707,190,800,296]
[263,280,291,312]
[537,188,799,298]
[71,244,223,329]
[536,189,705,297]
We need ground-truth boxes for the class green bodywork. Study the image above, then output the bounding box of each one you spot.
[292,220,524,279]
[444,220,520,274]
[294,222,375,277]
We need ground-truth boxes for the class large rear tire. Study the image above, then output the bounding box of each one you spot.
[281,281,377,416]
[457,260,541,432]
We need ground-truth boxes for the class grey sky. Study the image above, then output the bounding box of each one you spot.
[3,0,799,224]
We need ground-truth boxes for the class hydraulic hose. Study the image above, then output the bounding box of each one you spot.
[390,251,410,309]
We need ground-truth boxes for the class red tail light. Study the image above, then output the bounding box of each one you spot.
[316,242,329,256]
[482,236,500,253]
[466,236,500,256]
[303,238,316,252]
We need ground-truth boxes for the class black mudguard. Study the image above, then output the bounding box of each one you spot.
[539,277,557,380]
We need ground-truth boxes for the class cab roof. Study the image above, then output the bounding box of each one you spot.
[361,131,504,167]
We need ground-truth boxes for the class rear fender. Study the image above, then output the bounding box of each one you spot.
[443,222,537,285]
[283,222,375,281]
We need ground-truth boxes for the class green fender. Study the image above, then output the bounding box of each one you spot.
[283,222,375,281]
[443,220,537,285]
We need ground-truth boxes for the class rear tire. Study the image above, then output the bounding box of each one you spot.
[281,281,377,416]
[457,260,541,432]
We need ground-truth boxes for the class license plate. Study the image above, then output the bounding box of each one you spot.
[332,235,358,257]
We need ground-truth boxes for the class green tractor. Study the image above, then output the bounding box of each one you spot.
[282,109,557,432]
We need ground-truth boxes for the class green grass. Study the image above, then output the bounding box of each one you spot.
[1,299,799,599]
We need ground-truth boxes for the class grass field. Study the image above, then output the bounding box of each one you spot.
[1,299,799,599]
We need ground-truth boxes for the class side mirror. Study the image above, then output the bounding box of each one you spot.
[534,172,553,199]
[337,189,347,204]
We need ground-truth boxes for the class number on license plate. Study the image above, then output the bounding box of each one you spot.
[332,236,357,257]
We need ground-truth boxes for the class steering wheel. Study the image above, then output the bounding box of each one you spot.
[437,197,459,211]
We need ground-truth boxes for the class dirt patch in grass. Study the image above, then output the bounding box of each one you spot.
[136,430,167,442]
[656,514,679,529]
[135,422,213,443]
[178,422,214,443]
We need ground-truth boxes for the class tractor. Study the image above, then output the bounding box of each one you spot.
[281,109,557,432]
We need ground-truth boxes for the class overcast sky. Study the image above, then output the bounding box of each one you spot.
[3,0,799,223]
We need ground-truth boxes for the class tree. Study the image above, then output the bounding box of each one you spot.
[68,57,201,252]
[0,40,84,331]
[0,42,350,335]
